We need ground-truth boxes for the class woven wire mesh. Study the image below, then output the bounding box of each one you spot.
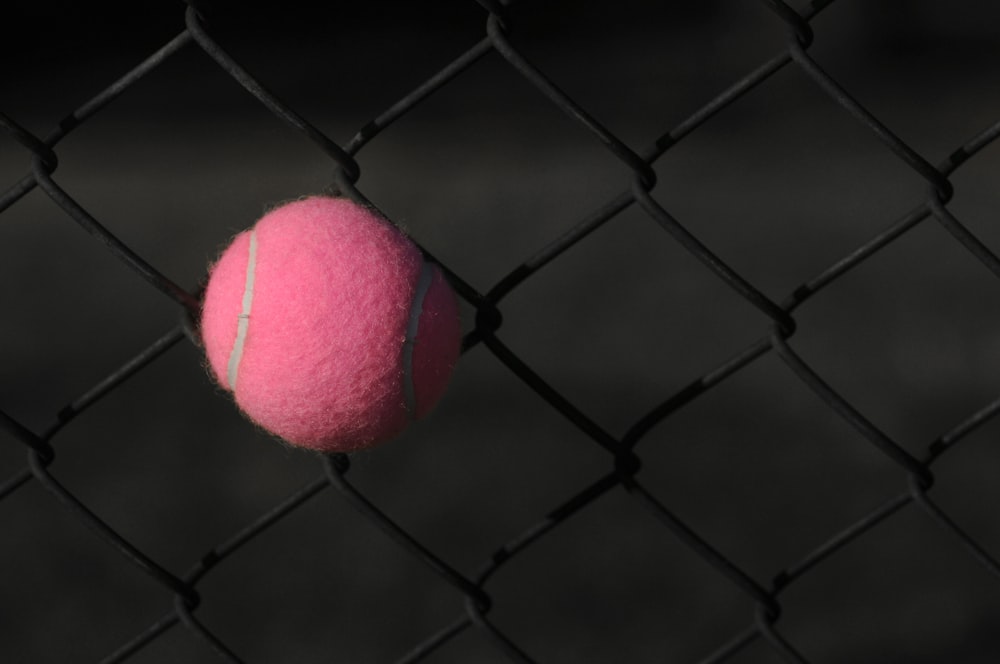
[4,0,1000,661]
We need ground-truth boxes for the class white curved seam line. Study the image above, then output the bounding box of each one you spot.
[227,230,258,390]
[402,262,434,419]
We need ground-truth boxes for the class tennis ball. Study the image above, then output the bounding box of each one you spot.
[200,196,461,453]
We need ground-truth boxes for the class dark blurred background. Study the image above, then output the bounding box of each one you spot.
[4,1,1000,662]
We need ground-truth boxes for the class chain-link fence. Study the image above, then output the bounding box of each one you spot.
[4,1,1000,662]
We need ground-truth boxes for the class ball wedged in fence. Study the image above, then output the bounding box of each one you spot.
[200,196,461,452]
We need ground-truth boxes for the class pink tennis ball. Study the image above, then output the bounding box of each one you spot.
[200,196,461,453]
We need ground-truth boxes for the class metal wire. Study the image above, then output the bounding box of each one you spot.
[3,1,1000,662]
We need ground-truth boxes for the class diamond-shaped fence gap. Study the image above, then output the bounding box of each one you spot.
[41,340,305,572]
[187,474,458,664]
[803,4,1000,158]
[879,230,1000,426]
[44,51,348,230]
[0,475,178,663]
[355,69,637,291]
[57,119,336,279]
[633,353,902,579]
[786,219,1000,455]
[481,485,751,664]
[166,486,341,661]
[494,203,768,436]
[344,348,610,573]
[14,110,209,311]
[656,91,927,299]
[0,196,179,430]
[776,504,1000,663]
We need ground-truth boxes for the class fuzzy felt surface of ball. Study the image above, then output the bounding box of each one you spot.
[200,196,461,452]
